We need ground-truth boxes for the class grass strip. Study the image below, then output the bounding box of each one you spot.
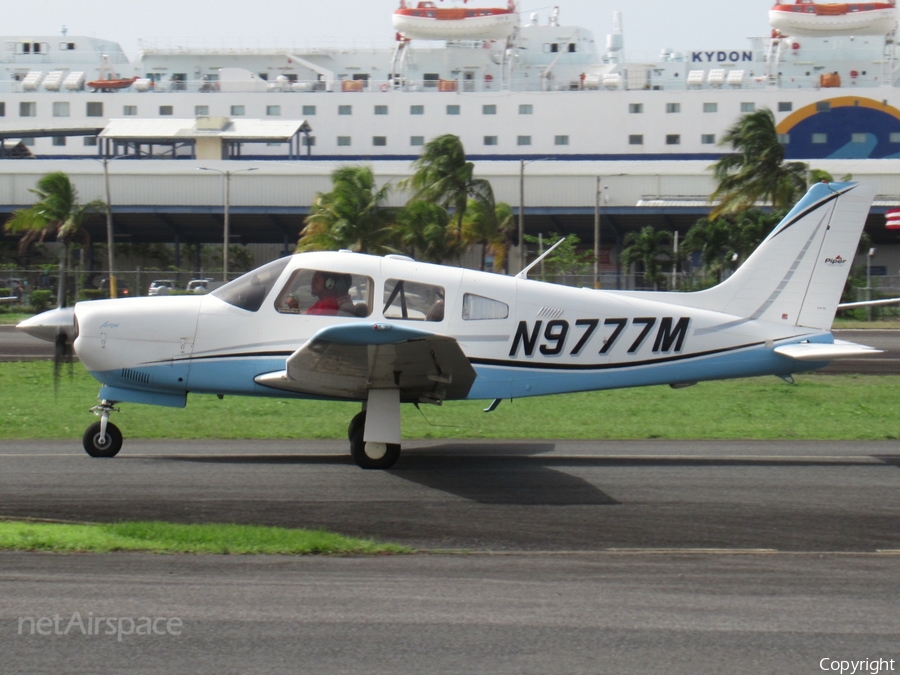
[0,520,411,555]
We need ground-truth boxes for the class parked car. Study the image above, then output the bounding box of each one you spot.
[186,278,214,294]
[99,278,130,297]
[148,280,177,296]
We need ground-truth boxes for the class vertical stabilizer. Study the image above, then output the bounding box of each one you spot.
[686,182,875,329]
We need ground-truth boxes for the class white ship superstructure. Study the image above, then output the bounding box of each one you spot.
[2,1,900,161]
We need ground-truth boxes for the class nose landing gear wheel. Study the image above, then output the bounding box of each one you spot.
[82,421,123,458]
[349,425,400,470]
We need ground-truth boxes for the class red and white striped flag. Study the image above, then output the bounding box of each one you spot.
[886,208,900,230]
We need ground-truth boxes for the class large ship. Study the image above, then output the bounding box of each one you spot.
[2,0,900,161]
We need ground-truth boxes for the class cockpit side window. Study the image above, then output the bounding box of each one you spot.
[462,293,509,320]
[211,257,291,312]
[275,269,373,317]
[383,279,445,321]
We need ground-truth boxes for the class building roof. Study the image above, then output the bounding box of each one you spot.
[99,118,309,142]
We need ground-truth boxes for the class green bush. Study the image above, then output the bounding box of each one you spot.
[30,290,52,313]
[0,287,10,297]
[78,289,107,301]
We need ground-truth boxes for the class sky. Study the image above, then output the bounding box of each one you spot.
[16,0,775,62]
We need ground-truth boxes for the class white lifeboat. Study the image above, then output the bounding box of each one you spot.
[392,0,518,41]
[769,0,898,36]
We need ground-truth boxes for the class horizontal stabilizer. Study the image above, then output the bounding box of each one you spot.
[255,322,476,402]
[774,340,882,361]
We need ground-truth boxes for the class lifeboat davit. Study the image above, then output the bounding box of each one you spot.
[392,0,518,40]
[769,0,898,36]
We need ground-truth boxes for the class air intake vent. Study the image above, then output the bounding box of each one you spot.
[120,368,150,385]
[537,306,564,319]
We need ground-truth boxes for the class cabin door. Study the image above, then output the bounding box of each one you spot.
[463,71,475,92]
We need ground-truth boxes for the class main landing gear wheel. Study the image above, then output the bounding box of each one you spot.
[82,421,123,458]
[348,411,366,441]
[349,425,400,470]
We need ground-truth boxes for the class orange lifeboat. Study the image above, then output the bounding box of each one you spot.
[86,76,138,91]
[392,0,517,40]
[769,0,898,36]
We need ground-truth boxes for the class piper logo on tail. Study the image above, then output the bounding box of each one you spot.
[824,256,847,266]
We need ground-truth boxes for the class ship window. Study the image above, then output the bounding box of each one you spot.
[123,105,137,116]
[159,105,173,116]
[446,105,460,115]
[740,102,755,113]
[19,102,36,117]
[812,133,827,144]
[411,136,424,146]
[22,137,35,146]
[194,105,209,116]
[462,294,509,321]
[851,133,868,143]
[373,136,387,146]
[267,105,281,116]
[629,134,643,145]
[568,43,576,53]
[778,101,793,112]
[890,133,900,143]
[383,279,445,322]
[555,135,569,146]
[666,134,681,145]
[816,101,831,112]
[52,102,70,117]
[231,105,245,116]
[410,104,424,115]
[374,105,388,115]
[484,136,498,146]
[701,134,716,144]
[337,136,351,146]
[52,137,66,147]
[338,105,352,115]
[302,105,316,116]
[86,102,103,117]
[666,103,680,113]
[629,103,643,114]
[517,135,531,146]
[302,136,316,146]
[778,133,790,144]
[703,102,717,113]
[550,43,559,53]
[84,137,98,147]
[482,104,497,115]
[423,74,439,88]
[519,104,533,115]
[0,103,5,117]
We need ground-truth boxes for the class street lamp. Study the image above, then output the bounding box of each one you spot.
[518,158,550,273]
[867,247,877,321]
[593,174,626,289]
[197,166,258,281]
[94,154,130,298]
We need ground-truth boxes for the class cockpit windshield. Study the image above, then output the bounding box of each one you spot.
[211,257,292,312]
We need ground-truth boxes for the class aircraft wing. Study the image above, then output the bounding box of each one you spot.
[774,340,882,361]
[255,322,477,402]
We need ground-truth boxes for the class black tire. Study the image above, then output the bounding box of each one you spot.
[347,410,366,442]
[82,421,123,458]
[349,425,400,470]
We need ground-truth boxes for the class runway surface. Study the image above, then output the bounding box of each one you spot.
[2,325,900,374]
[2,439,900,673]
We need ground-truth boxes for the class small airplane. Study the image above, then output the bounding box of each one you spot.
[17,181,886,469]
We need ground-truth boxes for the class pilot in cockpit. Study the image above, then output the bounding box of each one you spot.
[285,271,354,315]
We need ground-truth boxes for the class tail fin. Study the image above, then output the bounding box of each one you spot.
[686,182,875,329]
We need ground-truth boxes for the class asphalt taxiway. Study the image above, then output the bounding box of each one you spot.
[2,439,899,673]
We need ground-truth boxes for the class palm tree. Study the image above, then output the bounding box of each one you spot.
[709,108,807,219]
[621,226,672,290]
[298,166,396,254]
[461,199,515,272]
[400,134,494,234]
[395,200,464,263]
[4,171,104,307]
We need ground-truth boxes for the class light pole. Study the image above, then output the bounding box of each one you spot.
[198,166,257,281]
[593,174,626,289]
[94,154,129,298]
[867,247,876,321]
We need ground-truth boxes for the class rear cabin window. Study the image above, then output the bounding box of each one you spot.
[383,279,445,321]
[462,294,509,320]
[212,257,291,312]
[275,269,373,317]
